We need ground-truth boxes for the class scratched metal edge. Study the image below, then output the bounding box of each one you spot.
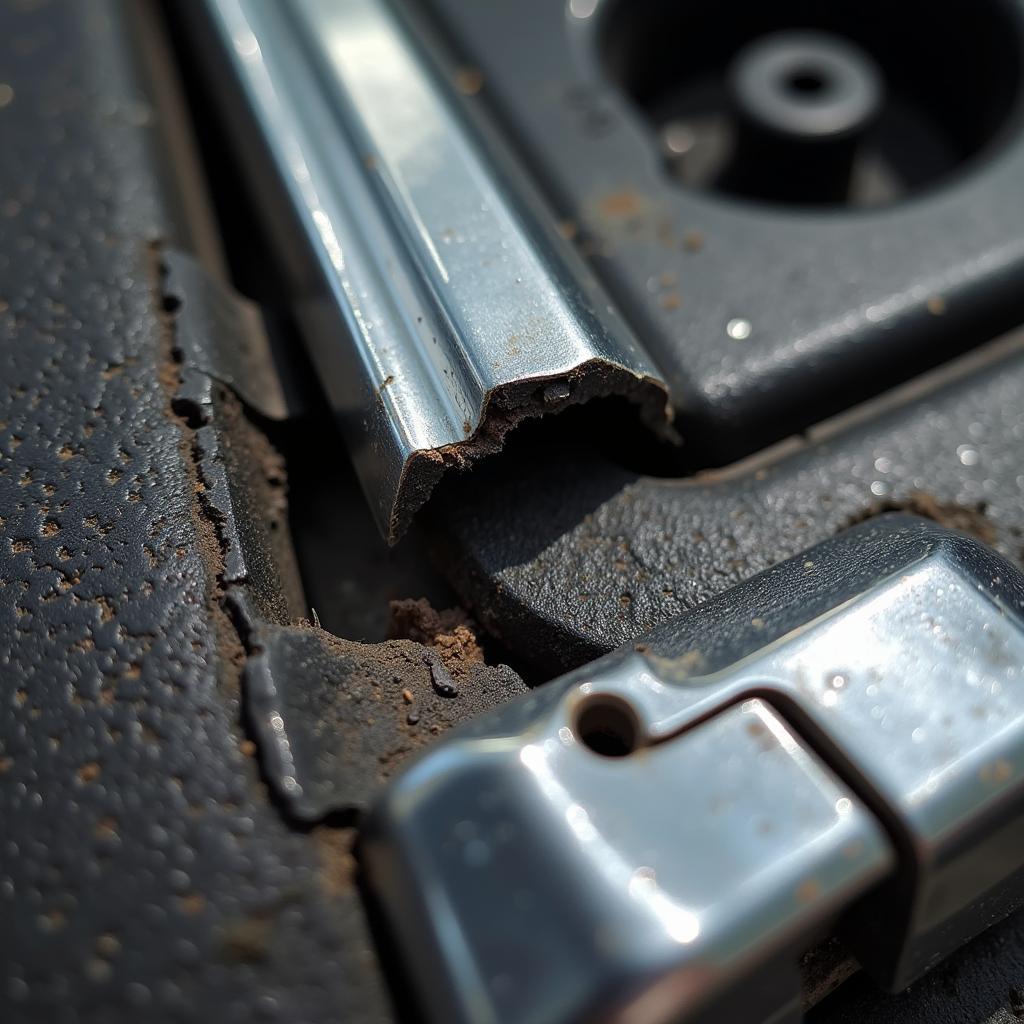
[390,360,670,543]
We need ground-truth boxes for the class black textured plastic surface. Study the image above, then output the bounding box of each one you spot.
[0,2,521,1019]
[808,907,1024,1023]
[242,610,528,822]
[0,3,400,1021]
[414,0,1024,464]
[431,332,1024,675]
[5,2,1024,1023]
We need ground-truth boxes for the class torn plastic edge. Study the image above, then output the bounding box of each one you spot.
[161,247,301,423]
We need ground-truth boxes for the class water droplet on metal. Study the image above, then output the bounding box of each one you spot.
[957,444,980,467]
[726,318,752,341]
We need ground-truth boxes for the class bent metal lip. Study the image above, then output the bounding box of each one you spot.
[196,0,673,543]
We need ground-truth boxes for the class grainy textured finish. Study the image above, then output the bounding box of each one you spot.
[0,3,393,1021]
[243,613,528,821]
[3,3,1024,1024]
[431,333,1024,674]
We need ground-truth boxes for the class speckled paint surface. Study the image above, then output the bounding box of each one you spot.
[0,4,392,1021]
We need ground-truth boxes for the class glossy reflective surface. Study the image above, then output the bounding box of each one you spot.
[367,698,889,1024]
[365,516,1024,1021]
[201,0,669,541]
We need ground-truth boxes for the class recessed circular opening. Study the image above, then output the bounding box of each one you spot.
[785,67,828,97]
[575,695,641,757]
[598,0,1024,207]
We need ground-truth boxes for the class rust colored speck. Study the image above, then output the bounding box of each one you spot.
[597,189,645,219]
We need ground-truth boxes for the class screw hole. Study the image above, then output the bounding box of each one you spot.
[785,67,829,97]
[575,695,641,757]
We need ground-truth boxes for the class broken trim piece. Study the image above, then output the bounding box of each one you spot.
[194,0,672,542]
[162,248,299,422]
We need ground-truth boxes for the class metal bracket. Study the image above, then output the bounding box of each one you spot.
[363,515,1024,1023]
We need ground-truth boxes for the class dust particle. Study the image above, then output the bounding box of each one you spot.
[453,66,484,96]
[598,189,644,219]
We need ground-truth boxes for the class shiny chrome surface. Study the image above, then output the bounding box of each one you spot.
[599,535,1024,986]
[198,0,670,542]
[364,516,1024,1021]
[366,699,891,1024]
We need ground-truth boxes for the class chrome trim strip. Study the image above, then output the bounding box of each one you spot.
[199,0,671,541]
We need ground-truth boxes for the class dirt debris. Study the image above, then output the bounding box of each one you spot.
[596,188,646,220]
[846,490,998,546]
[220,914,272,964]
[388,597,484,676]
[453,65,484,96]
[310,825,358,899]
[246,621,528,819]
[799,937,859,1010]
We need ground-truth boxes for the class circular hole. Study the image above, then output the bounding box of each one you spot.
[599,0,1024,207]
[785,67,828,97]
[575,695,641,757]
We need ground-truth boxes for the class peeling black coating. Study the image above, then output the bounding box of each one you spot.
[161,248,301,422]
[0,4,391,1021]
[242,611,527,822]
